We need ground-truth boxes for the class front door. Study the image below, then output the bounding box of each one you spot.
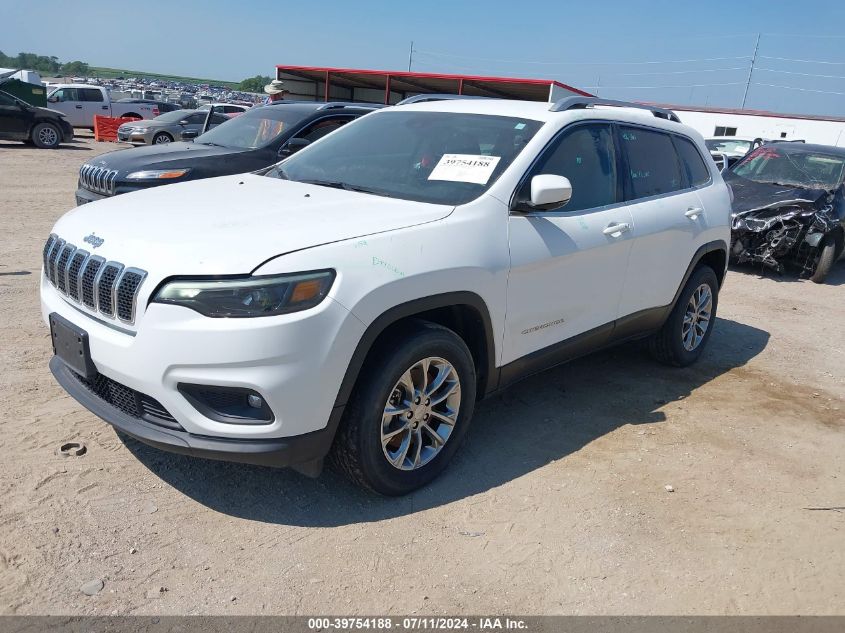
[0,92,30,139]
[503,122,634,366]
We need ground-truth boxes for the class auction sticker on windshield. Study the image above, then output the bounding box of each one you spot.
[428,154,502,185]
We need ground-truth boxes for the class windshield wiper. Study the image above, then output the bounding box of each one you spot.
[298,179,394,198]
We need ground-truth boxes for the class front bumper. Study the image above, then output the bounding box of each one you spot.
[41,272,366,448]
[50,356,343,469]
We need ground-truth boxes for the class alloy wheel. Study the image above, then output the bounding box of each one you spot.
[682,283,712,351]
[381,357,461,471]
[38,126,58,146]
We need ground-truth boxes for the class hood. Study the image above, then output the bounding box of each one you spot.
[51,174,453,279]
[86,141,249,173]
[35,105,67,119]
[120,118,157,128]
[724,174,831,216]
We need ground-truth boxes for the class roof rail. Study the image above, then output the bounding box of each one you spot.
[549,96,681,123]
[396,94,489,106]
[316,101,385,111]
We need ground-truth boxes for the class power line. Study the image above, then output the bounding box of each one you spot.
[755,67,845,80]
[582,82,746,90]
[759,55,845,65]
[751,82,845,96]
[616,66,748,77]
[413,49,752,67]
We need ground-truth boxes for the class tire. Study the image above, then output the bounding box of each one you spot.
[648,265,719,367]
[152,132,173,145]
[809,235,839,284]
[332,320,477,495]
[31,122,61,149]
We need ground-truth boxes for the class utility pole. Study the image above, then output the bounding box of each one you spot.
[741,33,761,110]
[408,41,414,72]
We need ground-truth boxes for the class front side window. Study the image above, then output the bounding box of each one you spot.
[51,88,78,102]
[295,116,354,143]
[0,91,17,106]
[270,111,543,205]
[620,126,684,199]
[674,137,710,187]
[518,123,618,212]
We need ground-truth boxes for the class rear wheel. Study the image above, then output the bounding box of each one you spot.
[649,265,719,367]
[809,235,839,284]
[152,132,173,145]
[332,321,477,495]
[31,122,61,149]
[123,112,141,120]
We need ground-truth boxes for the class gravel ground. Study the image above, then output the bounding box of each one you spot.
[1,135,843,615]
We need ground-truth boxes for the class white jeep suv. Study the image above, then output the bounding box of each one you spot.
[41,96,731,495]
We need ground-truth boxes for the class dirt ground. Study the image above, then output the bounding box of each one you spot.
[0,134,843,616]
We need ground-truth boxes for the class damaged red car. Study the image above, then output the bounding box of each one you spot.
[724,143,845,283]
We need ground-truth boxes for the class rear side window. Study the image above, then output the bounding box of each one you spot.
[620,126,683,199]
[79,88,104,102]
[524,123,618,212]
[674,137,710,186]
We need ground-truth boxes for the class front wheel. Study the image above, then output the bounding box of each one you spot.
[809,236,839,284]
[152,132,173,145]
[649,265,719,367]
[31,122,61,149]
[332,321,477,495]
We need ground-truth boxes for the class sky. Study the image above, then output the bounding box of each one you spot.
[3,0,845,116]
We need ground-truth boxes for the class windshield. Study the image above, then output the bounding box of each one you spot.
[706,139,752,155]
[267,111,543,205]
[732,146,845,189]
[193,106,313,149]
[153,110,195,122]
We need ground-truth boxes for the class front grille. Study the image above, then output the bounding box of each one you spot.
[71,369,183,431]
[43,234,147,324]
[79,164,118,195]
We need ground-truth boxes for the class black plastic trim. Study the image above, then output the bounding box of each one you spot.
[178,383,275,424]
[51,357,341,468]
[333,292,498,408]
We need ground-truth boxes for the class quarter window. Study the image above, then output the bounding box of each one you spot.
[522,123,618,212]
[620,126,683,199]
[674,137,710,187]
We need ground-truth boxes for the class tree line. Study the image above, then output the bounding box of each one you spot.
[0,51,89,76]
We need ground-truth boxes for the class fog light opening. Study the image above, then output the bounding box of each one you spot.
[177,384,274,425]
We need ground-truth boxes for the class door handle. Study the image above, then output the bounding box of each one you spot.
[603,222,631,237]
[75,105,83,109]
[101,105,108,110]
[685,207,703,220]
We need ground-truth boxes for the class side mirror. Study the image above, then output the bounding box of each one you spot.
[517,175,572,212]
[278,137,311,158]
[178,119,190,126]
[47,96,58,103]
[181,129,199,141]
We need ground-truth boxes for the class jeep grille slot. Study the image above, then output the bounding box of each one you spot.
[43,234,147,325]
[79,164,118,195]
[96,263,123,316]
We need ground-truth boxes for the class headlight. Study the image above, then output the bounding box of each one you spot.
[126,169,190,180]
[152,270,335,317]
[129,127,149,134]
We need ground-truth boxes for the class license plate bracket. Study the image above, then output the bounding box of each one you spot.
[50,313,97,378]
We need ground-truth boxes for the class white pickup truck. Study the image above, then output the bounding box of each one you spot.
[46,84,159,128]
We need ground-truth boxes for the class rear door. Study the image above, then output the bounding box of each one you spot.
[503,121,634,365]
[616,125,711,319]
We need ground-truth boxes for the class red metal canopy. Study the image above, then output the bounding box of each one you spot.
[275,65,591,104]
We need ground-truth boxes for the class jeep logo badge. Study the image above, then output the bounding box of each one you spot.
[83,233,104,249]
